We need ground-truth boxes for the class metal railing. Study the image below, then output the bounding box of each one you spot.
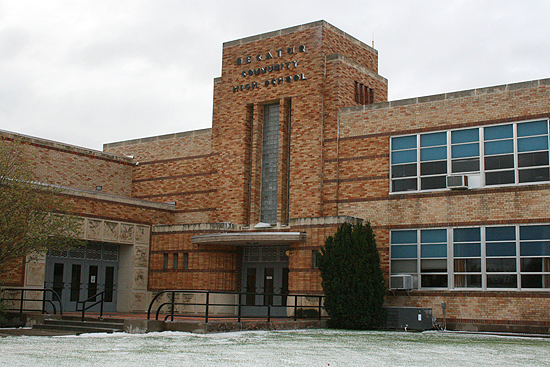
[0,287,63,315]
[147,290,325,323]
[77,291,107,321]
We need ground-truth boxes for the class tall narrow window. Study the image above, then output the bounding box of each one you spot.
[183,253,189,270]
[260,104,280,224]
[173,253,179,270]
[163,253,169,270]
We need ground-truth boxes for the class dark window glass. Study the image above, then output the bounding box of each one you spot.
[392,245,417,259]
[485,170,515,185]
[520,225,550,241]
[163,253,169,270]
[392,163,416,178]
[454,243,481,257]
[421,176,446,190]
[518,151,549,167]
[485,155,514,170]
[391,230,417,244]
[521,258,543,272]
[487,274,517,288]
[452,158,479,173]
[486,226,516,241]
[486,258,516,272]
[421,274,448,288]
[454,228,481,242]
[520,241,550,256]
[486,242,516,257]
[421,259,447,273]
[454,258,481,272]
[421,161,447,175]
[521,275,543,288]
[392,178,417,192]
[391,259,417,273]
[454,274,481,288]
[519,167,550,183]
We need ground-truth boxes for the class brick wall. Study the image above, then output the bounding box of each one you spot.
[333,80,550,326]
[1,132,133,196]
[104,129,215,224]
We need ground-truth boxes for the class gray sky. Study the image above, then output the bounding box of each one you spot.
[1,0,549,150]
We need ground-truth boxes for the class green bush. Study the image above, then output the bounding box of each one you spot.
[318,222,386,329]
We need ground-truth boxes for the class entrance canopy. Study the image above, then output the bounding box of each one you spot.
[191,232,306,246]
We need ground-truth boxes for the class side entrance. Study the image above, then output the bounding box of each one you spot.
[241,246,289,317]
[44,242,119,312]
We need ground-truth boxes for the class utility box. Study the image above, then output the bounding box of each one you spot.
[385,307,433,331]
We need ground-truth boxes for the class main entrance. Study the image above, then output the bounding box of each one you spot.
[44,242,119,312]
[241,246,289,317]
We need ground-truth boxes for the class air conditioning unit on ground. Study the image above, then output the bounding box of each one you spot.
[390,274,414,290]
[446,175,468,189]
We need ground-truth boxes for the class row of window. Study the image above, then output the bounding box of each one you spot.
[390,224,550,290]
[163,253,189,270]
[390,119,550,193]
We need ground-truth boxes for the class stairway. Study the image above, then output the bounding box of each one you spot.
[32,316,125,335]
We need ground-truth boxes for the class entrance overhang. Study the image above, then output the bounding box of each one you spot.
[191,232,306,245]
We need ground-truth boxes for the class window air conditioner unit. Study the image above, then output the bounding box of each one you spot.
[446,175,468,189]
[390,274,414,290]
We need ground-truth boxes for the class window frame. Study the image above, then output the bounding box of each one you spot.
[390,119,550,194]
[390,224,550,291]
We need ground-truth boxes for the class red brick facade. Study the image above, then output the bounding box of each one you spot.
[3,21,549,331]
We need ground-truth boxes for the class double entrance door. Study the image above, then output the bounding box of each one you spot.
[241,246,289,317]
[45,242,119,313]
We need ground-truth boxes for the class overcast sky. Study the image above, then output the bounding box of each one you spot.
[1,1,549,150]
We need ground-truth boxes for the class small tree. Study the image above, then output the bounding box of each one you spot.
[318,222,386,329]
[0,139,82,277]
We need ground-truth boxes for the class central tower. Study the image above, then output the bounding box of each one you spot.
[211,20,388,227]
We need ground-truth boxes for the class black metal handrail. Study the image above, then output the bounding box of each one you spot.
[147,290,325,323]
[0,287,63,315]
[77,291,106,321]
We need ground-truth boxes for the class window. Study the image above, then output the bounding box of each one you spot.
[390,119,550,193]
[453,228,481,288]
[183,253,189,270]
[163,253,169,270]
[173,253,179,270]
[391,224,550,290]
[390,229,448,289]
[260,103,280,223]
[312,250,319,269]
[354,81,374,104]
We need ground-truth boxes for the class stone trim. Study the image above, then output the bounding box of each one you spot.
[0,130,133,165]
[340,78,550,114]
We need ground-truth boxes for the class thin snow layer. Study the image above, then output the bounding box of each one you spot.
[1,329,549,366]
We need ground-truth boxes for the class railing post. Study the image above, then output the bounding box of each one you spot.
[41,291,45,314]
[318,296,322,321]
[19,289,24,313]
[100,292,104,319]
[170,291,175,322]
[237,292,242,323]
[205,291,210,323]
[293,295,298,321]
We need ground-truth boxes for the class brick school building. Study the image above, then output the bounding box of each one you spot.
[2,21,549,332]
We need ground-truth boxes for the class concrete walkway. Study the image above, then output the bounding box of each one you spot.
[1,311,327,336]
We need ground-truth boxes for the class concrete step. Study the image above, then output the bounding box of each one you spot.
[32,317,124,334]
[43,319,124,330]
